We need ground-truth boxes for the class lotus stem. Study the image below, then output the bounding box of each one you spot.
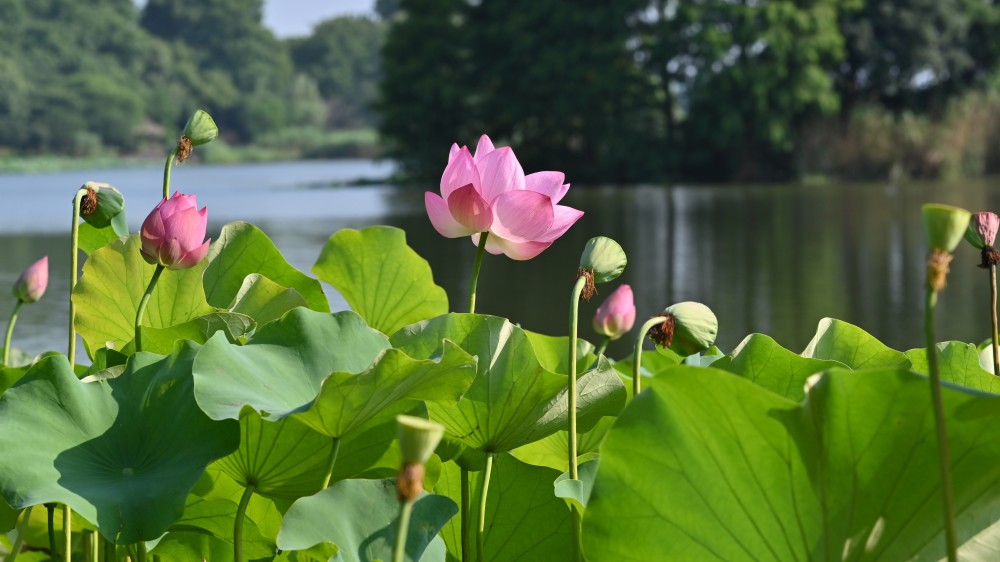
[567,276,587,562]
[64,505,72,562]
[633,316,668,396]
[391,499,414,562]
[990,265,999,376]
[133,265,165,353]
[3,300,23,367]
[162,146,177,201]
[321,438,342,489]
[593,336,610,361]
[476,453,494,562]
[233,485,255,562]
[467,233,489,314]
[6,505,33,562]
[85,530,97,562]
[103,537,116,562]
[46,504,56,561]
[69,187,88,364]
[925,273,958,562]
[134,542,145,562]
[460,468,470,562]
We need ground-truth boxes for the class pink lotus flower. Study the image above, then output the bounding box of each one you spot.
[968,212,1000,249]
[140,192,210,270]
[12,256,48,303]
[593,284,635,341]
[425,135,584,260]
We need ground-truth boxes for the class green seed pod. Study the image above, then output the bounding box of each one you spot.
[922,204,971,252]
[653,301,718,357]
[579,236,627,284]
[396,415,445,465]
[181,109,219,146]
[79,182,124,229]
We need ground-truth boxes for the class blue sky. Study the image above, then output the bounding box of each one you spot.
[133,0,376,37]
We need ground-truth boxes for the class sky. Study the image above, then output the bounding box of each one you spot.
[133,0,376,38]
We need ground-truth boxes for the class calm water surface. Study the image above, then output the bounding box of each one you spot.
[1,159,997,361]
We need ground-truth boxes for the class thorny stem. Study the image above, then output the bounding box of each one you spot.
[632,316,668,396]
[3,300,23,367]
[133,265,165,353]
[468,233,490,314]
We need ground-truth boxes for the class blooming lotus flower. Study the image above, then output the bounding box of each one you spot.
[140,192,210,270]
[593,284,635,340]
[12,256,48,303]
[425,134,584,260]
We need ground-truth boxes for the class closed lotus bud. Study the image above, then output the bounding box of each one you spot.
[593,284,635,341]
[12,256,48,303]
[650,301,718,357]
[182,110,218,146]
[396,415,445,465]
[79,182,125,229]
[966,212,1000,249]
[922,204,971,252]
[579,237,627,284]
[139,192,211,270]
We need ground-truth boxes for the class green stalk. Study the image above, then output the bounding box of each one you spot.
[6,505,33,562]
[103,537,116,562]
[467,233,490,314]
[321,438,342,489]
[162,146,177,201]
[391,500,414,562]
[567,277,587,562]
[46,504,56,562]
[133,265,165,353]
[3,300,23,367]
[84,531,97,562]
[69,187,88,365]
[990,265,999,376]
[63,505,72,562]
[134,542,145,562]
[460,468,470,562]
[233,485,255,562]
[925,286,958,562]
[593,336,610,360]
[632,316,667,396]
[476,453,494,562]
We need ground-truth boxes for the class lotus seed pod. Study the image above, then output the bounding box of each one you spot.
[79,182,124,229]
[396,415,445,465]
[653,301,718,357]
[181,109,218,146]
[965,212,1000,250]
[579,236,627,284]
[922,204,971,252]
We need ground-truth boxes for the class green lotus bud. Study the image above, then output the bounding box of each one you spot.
[79,182,124,229]
[182,110,218,146]
[396,415,445,465]
[579,237,627,284]
[922,204,971,252]
[651,301,718,357]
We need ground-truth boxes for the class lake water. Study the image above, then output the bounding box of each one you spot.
[1,159,997,361]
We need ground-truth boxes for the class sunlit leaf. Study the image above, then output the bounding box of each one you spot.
[801,317,909,369]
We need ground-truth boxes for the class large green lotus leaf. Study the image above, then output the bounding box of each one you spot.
[78,204,129,255]
[195,465,287,542]
[313,226,447,336]
[229,273,308,326]
[0,347,239,543]
[73,235,214,356]
[905,342,1000,393]
[204,221,329,313]
[276,479,456,562]
[523,330,595,375]
[293,344,476,439]
[331,402,433,483]
[134,312,255,355]
[155,493,275,560]
[712,333,846,400]
[510,418,609,472]
[192,308,390,420]
[435,453,571,562]
[391,314,626,452]
[582,366,1000,561]
[217,412,332,500]
[801,317,909,369]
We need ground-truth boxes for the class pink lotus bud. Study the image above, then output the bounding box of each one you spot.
[139,192,211,270]
[967,212,1000,249]
[593,284,635,341]
[12,256,48,303]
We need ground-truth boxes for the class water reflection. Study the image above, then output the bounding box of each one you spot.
[1,161,997,361]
